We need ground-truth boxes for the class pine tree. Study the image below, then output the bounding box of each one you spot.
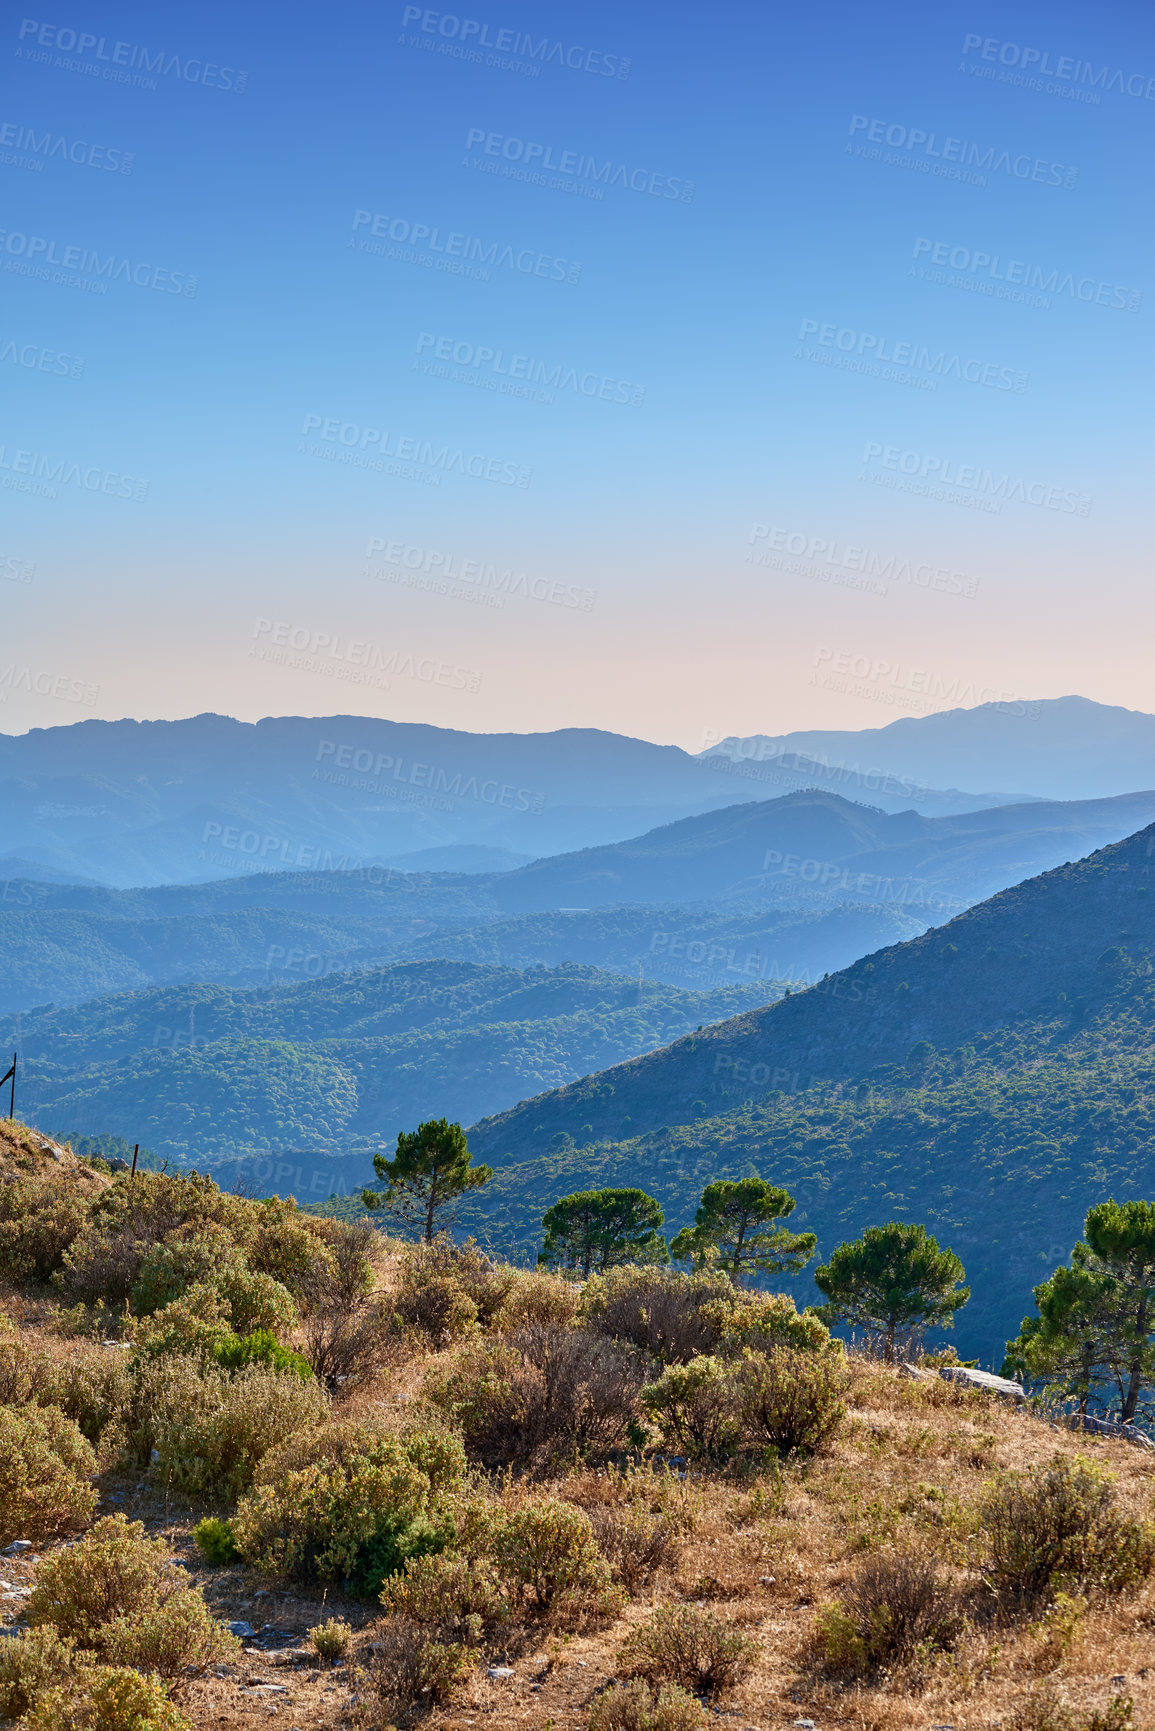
[361,1118,491,1242]
[538,1187,667,1278]
[812,1222,968,1362]
[670,1177,814,1285]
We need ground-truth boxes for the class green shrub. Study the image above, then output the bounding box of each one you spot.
[0,1627,88,1722]
[211,1327,312,1380]
[0,1402,98,1544]
[619,1603,759,1696]
[139,1357,328,1497]
[982,1457,1155,1609]
[246,1202,337,1304]
[589,1680,707,1731]
[131,1285,232,1360]
[732,1347,848,1456]
[232,1419,462,1596]
[817,1552,961,1673]
[424,1324,644,1469]
[491,1498,618,1619]
[308,1617,352,1663]
[192,1517,241,1566]
[25,1515,236,1678]
[379,1551,510,1642]
[640,1356,742,1463]
[26,1666,190,1731]
[0,1173,89,1282]
[129,1223,246,1316]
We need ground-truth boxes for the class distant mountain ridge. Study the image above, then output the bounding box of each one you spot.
[705,695,1155,802]
[0,705,1089,888]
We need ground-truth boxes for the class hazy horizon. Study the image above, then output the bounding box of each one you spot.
[5,0,1153,749]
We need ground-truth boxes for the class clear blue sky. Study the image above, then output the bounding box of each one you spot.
[3,0,1153,745]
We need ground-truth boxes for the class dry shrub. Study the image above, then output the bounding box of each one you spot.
[1009,1685,1134,1731]
[818,1551,962,1673]
[0,1313,64,1404]
[493,1267,582,1331]
[982,1457,1155,1611]
[25,1514,235,1679]
[619,1603,759,1696]
[424,1323,644,1468]
[392,1237,517,1346]
[588,1503,680,1592]
[139,1357,329,1497]
[582,1265,830,1365]
[300,1297,400,1391]
[358,1618,472,1727]
[26,1666,190,1731]
[233,1418,463,1596]
[589,1680,707,1731]
[0,1401,98,1543]
[491,1497,619,1620]
[307,1217,380,1307]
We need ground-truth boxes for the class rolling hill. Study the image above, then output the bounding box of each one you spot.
[6,960,781,1185]
[4,786,1153,1011]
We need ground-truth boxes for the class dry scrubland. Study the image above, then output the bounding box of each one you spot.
[1,1119,1154,1731]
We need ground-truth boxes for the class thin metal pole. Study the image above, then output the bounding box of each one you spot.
[130,1142,139,1178]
